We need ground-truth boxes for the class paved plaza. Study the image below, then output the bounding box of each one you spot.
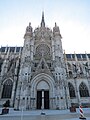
[0,108,90,120]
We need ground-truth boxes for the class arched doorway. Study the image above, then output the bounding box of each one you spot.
[36,81,49,109]
[30,73,55,109]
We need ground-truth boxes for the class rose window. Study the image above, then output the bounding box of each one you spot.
[35,44,50,59]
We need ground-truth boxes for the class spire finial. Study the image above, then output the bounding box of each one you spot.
[41,11,45,27]
[42,11,44,20]
[55,22,57,27]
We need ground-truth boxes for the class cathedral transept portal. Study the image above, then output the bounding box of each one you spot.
[0,12,90,110]
[36,80,49,109]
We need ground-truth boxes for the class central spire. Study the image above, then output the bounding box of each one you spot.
[41,11,45,27]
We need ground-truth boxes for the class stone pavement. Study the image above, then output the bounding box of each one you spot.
[0,108,90,120]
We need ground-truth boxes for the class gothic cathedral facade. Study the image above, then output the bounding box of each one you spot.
[0,13,90,110]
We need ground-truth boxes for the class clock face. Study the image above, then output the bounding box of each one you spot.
[35,44,50,59]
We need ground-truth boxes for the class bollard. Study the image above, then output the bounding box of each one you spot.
[41,114,46,120]
[79,105,86,120]
[41,108,46,120]
[41,106,45,115]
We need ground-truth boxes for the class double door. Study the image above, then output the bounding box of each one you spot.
[37,90,49,109]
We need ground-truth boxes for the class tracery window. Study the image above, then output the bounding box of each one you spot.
[79,82,89,97]
[67,62,72,70]
[68,82,76,98]
[41,61,44,69]
[69,71,73,78]
[2,79,13,98]
[35,44,51,60]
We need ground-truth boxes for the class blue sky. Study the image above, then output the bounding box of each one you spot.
[0,0,90,53]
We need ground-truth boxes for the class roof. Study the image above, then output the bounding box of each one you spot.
[0,47,23,53]
[66,53,90,60]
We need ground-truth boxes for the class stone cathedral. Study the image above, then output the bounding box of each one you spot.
[0,13,90,110]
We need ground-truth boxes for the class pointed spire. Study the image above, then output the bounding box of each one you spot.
[74,51,78,61]
[63,50,67,61]
[55,22,57,27]
[85,51,89,61]
[41,11,45,27]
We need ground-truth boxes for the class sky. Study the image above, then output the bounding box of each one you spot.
[0,0,90,53]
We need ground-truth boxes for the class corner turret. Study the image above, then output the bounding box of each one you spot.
[53,22,62,38]
[24,22,33,38]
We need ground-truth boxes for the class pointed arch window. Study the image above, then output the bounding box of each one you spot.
[41,61,44,69]
[2,79,13,98]
[79,82,89,97]
[68,82,76,98]
[69,71,73,78]
[67,62,72,70]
